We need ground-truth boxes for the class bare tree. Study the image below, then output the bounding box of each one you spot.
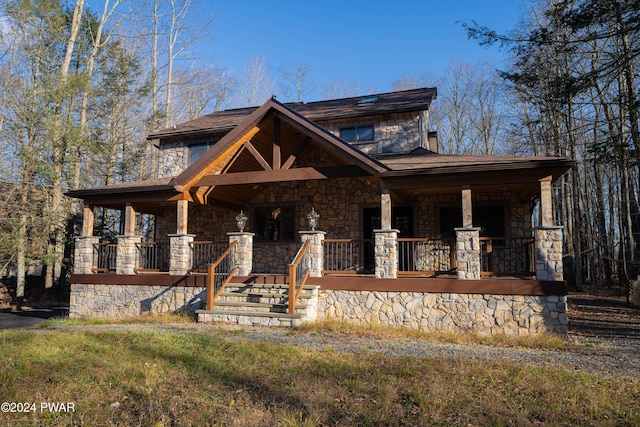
[320,78,377,100]
[279,62,314,102]
[237,55,275,107]
[172,64,235,121]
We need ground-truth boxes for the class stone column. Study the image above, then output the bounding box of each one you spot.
[534,226,563,281]
[455,227,481,280]
[74,236,100,274]
[169,233,195,275]
[228,232,254,276]
[374,229,399,278]
[116,235,142,274]
[299,230,326,277]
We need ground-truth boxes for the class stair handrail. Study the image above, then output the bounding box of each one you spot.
[206,240,239,310]
[288,239,312,314]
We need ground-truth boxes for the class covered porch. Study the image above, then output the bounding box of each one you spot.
[67,98,573,335]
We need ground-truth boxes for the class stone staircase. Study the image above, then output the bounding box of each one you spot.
[196,276,320,327]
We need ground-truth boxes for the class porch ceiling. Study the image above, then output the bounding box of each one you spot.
[186,109,377,207]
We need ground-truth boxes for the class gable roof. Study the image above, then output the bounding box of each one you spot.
[148,87,437,140]
[170,97,389,193]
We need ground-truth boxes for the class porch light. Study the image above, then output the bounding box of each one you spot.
[236,210,248,232]
[306,207,320,231]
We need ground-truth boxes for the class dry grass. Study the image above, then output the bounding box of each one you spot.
[294,319,570,351]
[37,312,197,328]
[1,327,638,426]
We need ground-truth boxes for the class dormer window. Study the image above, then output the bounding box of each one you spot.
[340,125,374,143]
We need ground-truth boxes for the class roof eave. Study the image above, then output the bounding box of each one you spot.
[380,159,575,179]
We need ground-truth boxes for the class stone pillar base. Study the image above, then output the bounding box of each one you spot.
[116,235,142,275]
[228,232,254,276]
[374,229,399,279]
[299,231,326,277]
[455,227,481,280]
[534,226,563,281]
[74,236,100,274]
[169,234,195,275]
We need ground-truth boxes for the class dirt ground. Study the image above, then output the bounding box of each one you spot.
[567,292,640,344]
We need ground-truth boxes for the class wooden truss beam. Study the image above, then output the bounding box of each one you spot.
[194,165,370,187]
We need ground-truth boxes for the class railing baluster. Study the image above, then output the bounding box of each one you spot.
[322,239,362,274]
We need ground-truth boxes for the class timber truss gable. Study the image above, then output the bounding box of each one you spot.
[170,98,389,210]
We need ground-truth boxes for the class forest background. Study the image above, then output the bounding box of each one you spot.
[0,0,638,303]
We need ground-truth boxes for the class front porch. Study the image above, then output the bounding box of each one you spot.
[67,98,571,335]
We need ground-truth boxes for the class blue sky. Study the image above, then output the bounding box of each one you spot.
[201,0,526,99]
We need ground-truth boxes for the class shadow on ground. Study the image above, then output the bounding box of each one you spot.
[568,293,640,341]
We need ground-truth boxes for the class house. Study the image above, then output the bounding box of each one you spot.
[67,87,574,336]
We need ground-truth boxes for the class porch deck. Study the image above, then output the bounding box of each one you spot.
[70,272,566,296]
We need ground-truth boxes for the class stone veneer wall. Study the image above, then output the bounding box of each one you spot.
[317,290,568,336]
[70,283,205,318]
[318,112,424,155]
[157,140,187,178]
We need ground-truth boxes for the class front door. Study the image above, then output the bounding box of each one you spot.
[362,207,414,272]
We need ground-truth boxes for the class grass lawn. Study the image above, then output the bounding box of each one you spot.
[1,321,638,426]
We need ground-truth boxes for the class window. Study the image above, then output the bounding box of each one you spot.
[189,139,219,164]
[340,125,374,142]
[254,206,295,242]
[439,205,505,238]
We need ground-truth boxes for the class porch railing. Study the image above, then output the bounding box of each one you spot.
[205,240,238,310]
[480,237,535,277]
[136,241,169,272]
[190,241,228,273]
[92,242,117,273]
[397,238,456,275]
[288,239,311,314]
[323,238,362,274]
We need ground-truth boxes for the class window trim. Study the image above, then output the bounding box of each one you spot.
[340,125,375,143]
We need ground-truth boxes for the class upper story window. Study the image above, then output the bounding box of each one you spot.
[189,139,219,164]
[340,125,374,143]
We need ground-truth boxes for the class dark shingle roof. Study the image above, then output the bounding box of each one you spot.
[148,87,437,140]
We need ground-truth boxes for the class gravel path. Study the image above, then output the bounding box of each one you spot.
[38,294,640,379]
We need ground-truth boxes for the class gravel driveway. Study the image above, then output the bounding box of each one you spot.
[37,293,640,379]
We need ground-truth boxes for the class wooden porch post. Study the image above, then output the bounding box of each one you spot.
[176,199,189,234]
[81,204,94,237]
[381,185,392,229]
[123,203,136,236]
[539,176,553,227]
[461,185,473,228]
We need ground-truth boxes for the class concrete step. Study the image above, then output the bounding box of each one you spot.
[210,300,309,314]
[196,309,304,327]
[217,290,314,303]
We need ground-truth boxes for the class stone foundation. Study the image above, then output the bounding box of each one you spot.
[69,280,568,336]
[70,283,205,318]
[317,290,568,336]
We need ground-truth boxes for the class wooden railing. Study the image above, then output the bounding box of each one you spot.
[288,239,311,314]
[205,240,238,310]
[135,241,169,272]
[323,238,362,274]
[480,237,535,277]
[397,238,455,275]
[92,242,117,272]
[191,240,228,273]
